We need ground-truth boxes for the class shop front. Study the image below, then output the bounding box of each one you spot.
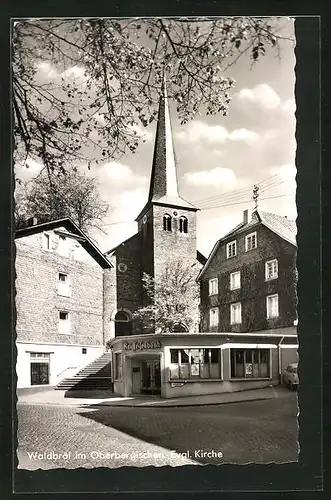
[108,331,298,399]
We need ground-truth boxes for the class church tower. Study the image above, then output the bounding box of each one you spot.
[136,80,199,283]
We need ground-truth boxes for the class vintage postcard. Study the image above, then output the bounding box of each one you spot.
[11,15,322,493]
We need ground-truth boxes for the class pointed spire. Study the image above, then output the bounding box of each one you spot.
[147,77,197,210]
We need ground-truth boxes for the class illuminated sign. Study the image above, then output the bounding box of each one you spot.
[124,340,161,351]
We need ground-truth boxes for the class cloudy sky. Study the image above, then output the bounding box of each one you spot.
[16,18,296,258]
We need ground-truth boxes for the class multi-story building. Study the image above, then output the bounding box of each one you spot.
[15,218,112,388]
[199,208,297,333]
[197,208,298,383]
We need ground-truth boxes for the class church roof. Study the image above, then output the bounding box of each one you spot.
[136,79,197,220]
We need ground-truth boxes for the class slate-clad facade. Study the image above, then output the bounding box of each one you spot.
[199,210,297,333]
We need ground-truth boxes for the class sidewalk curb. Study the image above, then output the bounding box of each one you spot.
[17,394,281,408]
[94,396,276,408]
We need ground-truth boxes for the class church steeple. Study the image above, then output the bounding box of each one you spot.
[136,79,197,221]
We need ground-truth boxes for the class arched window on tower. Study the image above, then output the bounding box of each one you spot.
[179,216,188,233]
[163,214,172,232]
[114,311,132,337]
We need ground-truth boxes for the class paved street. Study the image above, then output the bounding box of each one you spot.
[17,393,298,469]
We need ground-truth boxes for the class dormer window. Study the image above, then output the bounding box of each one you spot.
[179,216,188,233]
[163,214,172,232]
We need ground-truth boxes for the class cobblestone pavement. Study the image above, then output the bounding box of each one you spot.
[83,395,299,465]
[17,394,298,469]
[17,405,198,470]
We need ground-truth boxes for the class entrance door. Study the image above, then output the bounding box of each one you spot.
[141,359,161,395]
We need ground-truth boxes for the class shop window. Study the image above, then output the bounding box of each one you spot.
[245,232,257,251]
[30,352,50,386]
[266,294,279,318]
[115,353,122,380]
[226,240,237,258]
[163,214,172,231]
[209,278,218,296]
[265,259,278,281]
[169,348,221,380]
[230,349,270,379]
[179,216,188,233]
[58,272,70,297]
[114,310,132,337]
[58,311,70,334]
[230,271,241,290]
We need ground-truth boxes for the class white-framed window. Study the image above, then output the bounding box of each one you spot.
[245,232,257,251]
[43,233,51,251]
[265,259,278,280]
[58,235,69,257]
[230,302,242,324]
[209,278,218,296]
[58,272,70,297]
[209,307,219,328]
[226,240,237,259]
[58,311,70,334]
[230,271,241,290]
[266,294,279,319]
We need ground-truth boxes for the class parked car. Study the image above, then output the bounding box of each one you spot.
[282,363,299,390]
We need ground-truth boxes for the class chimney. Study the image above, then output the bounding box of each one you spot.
[27,217,38,227]
[243,210,248,224]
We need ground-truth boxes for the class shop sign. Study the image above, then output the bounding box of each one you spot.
[123,340,161,351]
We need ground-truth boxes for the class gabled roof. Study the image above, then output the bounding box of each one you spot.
[197,209,297,280]
[15,218,112,269]
[258,210,297,246]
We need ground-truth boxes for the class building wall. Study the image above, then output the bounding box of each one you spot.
[152,205,197,281]
[200,224,297,332]
[15,228,104,347]
[16,341,104,388]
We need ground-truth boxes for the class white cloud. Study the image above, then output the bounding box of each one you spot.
[61,66,85,79]
[184,167,236,188]
[35,61,59,79]
[237,84,281,110]
[102,162,148,185]
[280,98,296,115]
[176,121,259,146]
[228,128,259,144]
[270,163,297,182]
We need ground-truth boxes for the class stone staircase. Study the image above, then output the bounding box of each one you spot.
[55,352,112,390]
